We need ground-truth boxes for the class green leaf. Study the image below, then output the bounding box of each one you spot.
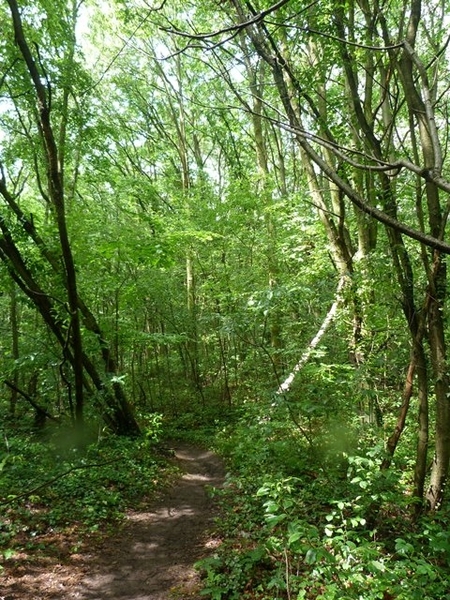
[305,548,317,564]
[288,531,302,545]
[395,538,415,555]
[370,560,386,572]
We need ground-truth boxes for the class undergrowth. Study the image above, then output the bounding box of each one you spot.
[197,400,450,600]
[0,414,179,569]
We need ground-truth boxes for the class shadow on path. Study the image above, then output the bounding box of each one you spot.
[67,443,225,600]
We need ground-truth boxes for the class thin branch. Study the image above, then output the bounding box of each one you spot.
[161,0,293,40]
[0,458,123,506]
[306,26,404,51]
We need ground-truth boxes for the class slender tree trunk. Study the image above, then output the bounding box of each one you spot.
[0,228,140,436]
[247,59,283,365]
[381,326,428,495]
[8,282,19,417]
[426,279,450,509]
[6,0,84,428]
[395,1,449,508]
[414,343,429,502]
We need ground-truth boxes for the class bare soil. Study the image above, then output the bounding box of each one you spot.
[1,442,225,600]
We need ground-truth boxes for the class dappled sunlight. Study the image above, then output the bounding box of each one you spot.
[1,443,224,600]
[63,443,225,600]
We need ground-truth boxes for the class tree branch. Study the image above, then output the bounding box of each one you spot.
[3,380,60,423]
[161,0,292,40]
[0,458,123,506]
[278,276,347,393]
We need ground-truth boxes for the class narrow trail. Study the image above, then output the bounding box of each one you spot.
[2,443,225,600]
[69,443,225,600]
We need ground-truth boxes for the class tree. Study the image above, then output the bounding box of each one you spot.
[0,0,140,435]
[154,0,450,508]
[227,0,450,509]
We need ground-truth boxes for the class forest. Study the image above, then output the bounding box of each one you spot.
[1,0,450,597]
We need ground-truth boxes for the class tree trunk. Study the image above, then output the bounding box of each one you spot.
[395,1,449,508]
[8,282,20,417]
[6,0,84,429]
[0,225,140,436]
[426,280,450,509]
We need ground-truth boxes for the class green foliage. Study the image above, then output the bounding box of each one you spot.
[0,426,179,562]
[205,404,450,599]
[1,0,450,593]
[197,545,268,600]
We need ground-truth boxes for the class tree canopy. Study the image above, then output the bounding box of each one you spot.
[2,0,450,596]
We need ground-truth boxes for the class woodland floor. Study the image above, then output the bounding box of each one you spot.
[1,443,225,600]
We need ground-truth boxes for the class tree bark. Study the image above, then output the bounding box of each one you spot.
[6,0,84,428]
[8,282,20,416]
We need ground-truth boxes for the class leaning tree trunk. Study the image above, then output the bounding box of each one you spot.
[6,0,84,428]
[3,0,140,436]
[0,229,140,435]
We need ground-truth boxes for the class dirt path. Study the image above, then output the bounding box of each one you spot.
[1,443,225,600]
